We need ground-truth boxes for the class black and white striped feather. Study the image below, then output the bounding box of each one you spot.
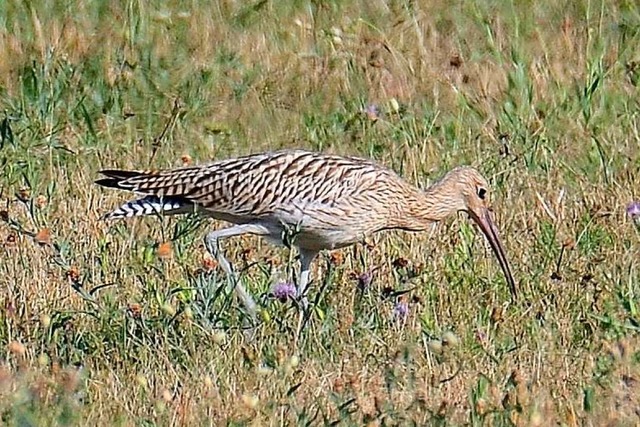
[101,195,196,220]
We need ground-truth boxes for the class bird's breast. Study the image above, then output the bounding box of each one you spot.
[198,202,371,250]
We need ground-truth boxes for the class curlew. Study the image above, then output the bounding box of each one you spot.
[96,149,516,320]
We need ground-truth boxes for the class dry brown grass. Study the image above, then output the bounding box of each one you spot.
[0,0,639,425]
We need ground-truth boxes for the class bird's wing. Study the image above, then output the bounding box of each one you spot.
[97,150,396,220]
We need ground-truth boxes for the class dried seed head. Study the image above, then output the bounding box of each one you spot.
[239,247,255,261]
[40,314,51,328]
[530,408,544,427]
[562,237,575,249]
[161,303,176,316]
[127,303,142,318]
[256,365,273,376]
[389,98,400,113]
[35,195,48,209]
[17,187,30,201]
[368,50,384,68]
[363,237,376,250]
[8,341,26,357]
[502,389,517,409]
[436,400,448,417]
[442,331,460,347]
[489,384,502,407]
[346,373,360,389]
[5,233,17,248]
[135,374,148,389]
[201,254,218,271]
[509,409,519,425]
[203,375,213,388]
[333,377,344,393]
[289,355,300,368]
[427,340,443,355]
[475,398,488,416]
[241,393,259,410]
[510,369,524,385]
[157,242,173,260]
[516,382,529,407]
[66,266,81,283]
[490,306,504,323]
[259,308,271,323]
[37,353,49,367]
[329,251,344,265]
[392,257,409,268]
[161,389,172,402]
[4,299,15,318]
[212,331,226,345]
[449,54,463,68]
[0,366,11,387]
[61,368,81,394]
[106,66,118,86]
[283,355,300,375]
[35,228,51,245]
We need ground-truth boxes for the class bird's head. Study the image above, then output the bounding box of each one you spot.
[438,166,517,299]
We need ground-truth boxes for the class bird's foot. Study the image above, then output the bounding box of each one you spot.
[241,316,259,342]
[297,295,310,312]
[204,233,259,324]
[294,294,313,345]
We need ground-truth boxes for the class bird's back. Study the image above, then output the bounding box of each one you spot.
[97,150,410,249]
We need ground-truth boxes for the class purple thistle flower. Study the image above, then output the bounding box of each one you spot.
[475,328,487,344]
[393,301,409,322]
[357,271,373,292]
[271,281,297,303]
[627,201,640,220]
[363,104,380,121]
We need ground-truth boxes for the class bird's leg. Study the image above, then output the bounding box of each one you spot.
[295,248,318,341]
[297,248,318,309]
[204,224,269,321]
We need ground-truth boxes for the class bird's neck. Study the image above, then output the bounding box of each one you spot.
[393,181,460,231]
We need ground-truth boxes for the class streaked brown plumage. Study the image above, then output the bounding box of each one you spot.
[96,149,516,319]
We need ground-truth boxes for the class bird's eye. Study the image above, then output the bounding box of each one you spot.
[477,187,487,200]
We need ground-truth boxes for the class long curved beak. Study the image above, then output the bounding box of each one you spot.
[470,207,517,300]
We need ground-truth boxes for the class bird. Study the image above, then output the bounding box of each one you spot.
[95,149,516,322]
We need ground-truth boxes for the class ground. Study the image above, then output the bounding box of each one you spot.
[0,1,639,425]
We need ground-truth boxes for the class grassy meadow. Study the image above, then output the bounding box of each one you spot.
[1,0,639,425]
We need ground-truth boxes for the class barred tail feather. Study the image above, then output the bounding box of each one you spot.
[101,196,195,220]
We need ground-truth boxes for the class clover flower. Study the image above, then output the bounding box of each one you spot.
[627,201,640,220]
[271,281,297,303]
[393,300,409,322]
